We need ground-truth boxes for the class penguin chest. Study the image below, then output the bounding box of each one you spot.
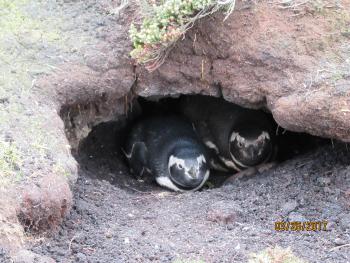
[203,133,241,172]
[218,155,246,172]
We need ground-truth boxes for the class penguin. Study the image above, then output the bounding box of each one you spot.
[180,95,276,173]
[124,116,210,192]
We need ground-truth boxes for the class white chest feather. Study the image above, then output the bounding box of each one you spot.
[156,170,210,192]
[219,156,242,171]
[204,140,219,154]
[156,177,183,192]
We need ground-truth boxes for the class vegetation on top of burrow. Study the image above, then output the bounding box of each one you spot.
[248,246,307,263]
[129,0,236,71]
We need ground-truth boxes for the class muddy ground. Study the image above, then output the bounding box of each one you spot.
[26,122,350,263]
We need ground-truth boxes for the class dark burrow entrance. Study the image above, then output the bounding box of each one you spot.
[32,95,350,262]
[75,95,328,192]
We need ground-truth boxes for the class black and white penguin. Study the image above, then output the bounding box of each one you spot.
[180,96,276,172]
[124,116,210,192]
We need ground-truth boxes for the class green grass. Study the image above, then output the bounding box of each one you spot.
[0,0,78,184]
[129,0,236,71]
[0,140,23,186]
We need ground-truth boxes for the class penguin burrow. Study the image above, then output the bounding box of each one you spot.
[77,95,327,192]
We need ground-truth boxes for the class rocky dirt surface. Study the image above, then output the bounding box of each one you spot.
[28,123,350,263]
[1,0,350,261]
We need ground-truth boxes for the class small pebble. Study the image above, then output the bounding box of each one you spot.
[334,238,346,246]
[281,200,298,215]
[207,201,242,224]
[76,252,87,262]
[288,212,306,222]
[317,177,331,186]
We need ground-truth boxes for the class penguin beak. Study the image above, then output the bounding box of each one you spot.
[188,167,197,179]
[248,147,255,159]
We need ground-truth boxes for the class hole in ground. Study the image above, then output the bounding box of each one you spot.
[32,95,350,262]
[75,95,328,192]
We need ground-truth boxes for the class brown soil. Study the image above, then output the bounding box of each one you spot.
[1,0,350,261]
[27,121,350,263]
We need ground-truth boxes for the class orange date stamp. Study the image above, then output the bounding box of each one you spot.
[274,221,328,231]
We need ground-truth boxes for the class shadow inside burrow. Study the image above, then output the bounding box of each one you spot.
[75,95,330,193]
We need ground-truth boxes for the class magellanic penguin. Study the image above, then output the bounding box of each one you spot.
[124,116,210,192]
[180,96,276,173]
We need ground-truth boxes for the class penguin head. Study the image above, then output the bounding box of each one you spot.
[229,125,272,168]
[168,149,209,190]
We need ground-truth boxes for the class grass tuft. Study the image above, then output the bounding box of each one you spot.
[248,246,307,263]
[129,0,236,71]
[0,140,22,183]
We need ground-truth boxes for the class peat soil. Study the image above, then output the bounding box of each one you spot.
[30,124,350,263]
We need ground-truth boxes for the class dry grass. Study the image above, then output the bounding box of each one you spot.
[248,246,307,263]
[277,0,344,16]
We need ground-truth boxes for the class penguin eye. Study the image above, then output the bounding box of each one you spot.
[178,164,183,169]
